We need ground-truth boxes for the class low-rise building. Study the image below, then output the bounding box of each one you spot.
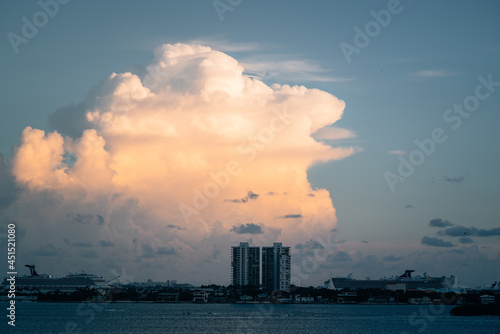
[193,290,209,303]
[480,295,495,305]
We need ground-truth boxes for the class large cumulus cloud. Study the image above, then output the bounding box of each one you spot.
[1,44,357,283]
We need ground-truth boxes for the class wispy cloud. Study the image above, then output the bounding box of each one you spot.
[443,175,467,184]
[429,218,453,228]
[230,223,263,234]
[415,70,452,78]
[184,38,351,84]
[186,38,260,52]
[225,191,259,203]
[278,214,303,219]
[313,126,356,141]
[388,150,406,155]
[242,58,353,83]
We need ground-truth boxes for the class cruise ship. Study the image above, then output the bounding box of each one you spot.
[1,265,109,293]
[324,270,456,291]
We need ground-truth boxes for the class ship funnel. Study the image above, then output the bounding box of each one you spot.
[25,264,39,277]
[398,270,415,279]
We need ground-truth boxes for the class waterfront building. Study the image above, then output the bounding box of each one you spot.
[480,294,495,304]
[262,242,291,292]
[231,242,260,288]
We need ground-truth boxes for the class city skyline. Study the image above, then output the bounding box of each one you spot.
[0,1,499,288]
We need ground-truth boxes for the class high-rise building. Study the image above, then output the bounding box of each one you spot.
[262,242,291,292]
[231,242,260,288]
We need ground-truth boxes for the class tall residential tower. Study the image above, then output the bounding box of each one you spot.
[262,242,291,292]
[231,242,260,288]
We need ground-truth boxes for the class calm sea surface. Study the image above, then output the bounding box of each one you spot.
[1,302,498,333]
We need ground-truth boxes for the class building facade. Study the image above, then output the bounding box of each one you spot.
[262,242,291,292]
[231,242,260,288]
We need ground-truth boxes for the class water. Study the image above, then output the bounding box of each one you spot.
[2,302,498,333]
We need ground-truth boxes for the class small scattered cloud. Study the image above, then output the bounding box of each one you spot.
[421,236,455,247]
[277,214,303,219]
[443,176,466,184]
[73,242,92,248]
[230,223,263,234]
[388,150,406,155]
[165,224,185,230]
[99,240,114,247]
[438,226,500,237]
[404,204,414,209]
[225,191,259,203]
[429,218,453,228]
[361,240,369,244]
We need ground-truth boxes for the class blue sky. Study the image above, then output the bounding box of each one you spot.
[1,0,499,286]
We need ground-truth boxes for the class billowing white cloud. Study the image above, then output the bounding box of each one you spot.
[1,44,358,283]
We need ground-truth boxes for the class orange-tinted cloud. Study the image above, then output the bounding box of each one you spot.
[5,44,358,282]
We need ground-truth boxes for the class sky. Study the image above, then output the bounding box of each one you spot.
[0,0,499,288]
